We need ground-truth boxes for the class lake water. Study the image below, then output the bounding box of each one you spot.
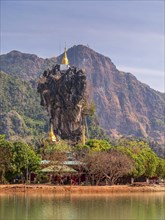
[0,192,165,220]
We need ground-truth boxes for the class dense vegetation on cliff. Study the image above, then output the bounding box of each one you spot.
[0,50,56,81]
[0,71,47,142]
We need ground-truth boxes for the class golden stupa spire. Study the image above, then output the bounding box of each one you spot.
[49,123,56,142]
[61,47,69,65]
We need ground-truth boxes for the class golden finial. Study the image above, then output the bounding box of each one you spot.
[61,47,69,65]
[49,123,56,142]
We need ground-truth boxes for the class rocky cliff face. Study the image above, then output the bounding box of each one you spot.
[0,45,164,146]
[63,45,165,144]
[37,65,86,143]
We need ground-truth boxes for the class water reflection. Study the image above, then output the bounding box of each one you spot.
[0,192,165,220]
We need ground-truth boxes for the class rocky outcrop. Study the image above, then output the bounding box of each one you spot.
[37,65,86,143]
[64,45,165,144]
[1,45,164,147]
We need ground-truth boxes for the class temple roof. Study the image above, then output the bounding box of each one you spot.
[41,165,77,173]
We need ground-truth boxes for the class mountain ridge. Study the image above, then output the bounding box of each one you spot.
[0,45,164,148]
[62,45,164,143]
[0,50,57,81]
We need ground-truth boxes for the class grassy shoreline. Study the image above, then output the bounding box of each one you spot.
[0,184,165,194]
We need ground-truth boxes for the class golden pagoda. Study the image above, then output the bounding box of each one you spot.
[61,47,69,65]
[49,123,56,142]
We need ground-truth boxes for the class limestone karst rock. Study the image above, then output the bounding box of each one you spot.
[37,64,87,143]
[1,46,165,156]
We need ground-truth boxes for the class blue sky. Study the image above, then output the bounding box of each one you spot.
[1,0,164,92]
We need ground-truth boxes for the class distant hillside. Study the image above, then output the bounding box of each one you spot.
[0,50,56,81]
[0,71,48,142]
[0,45,164,155]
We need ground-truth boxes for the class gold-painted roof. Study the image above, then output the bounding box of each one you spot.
[61,48,69,65]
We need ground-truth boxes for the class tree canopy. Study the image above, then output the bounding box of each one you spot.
[0,135,164,184]
[0,135,41,183]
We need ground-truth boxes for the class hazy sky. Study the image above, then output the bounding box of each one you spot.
[1,0,164,92]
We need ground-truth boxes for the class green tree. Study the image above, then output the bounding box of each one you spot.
[0,135,15,183]
[12,141,41,180]
[140,147,159,179]
[156,158,165,179]
[115,139,160,182]
[39,139,71,158]
[116,145,145,180]
[85,139,112,152]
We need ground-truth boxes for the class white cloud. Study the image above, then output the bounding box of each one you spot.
[118,66,164,77]
[118,66,164,92]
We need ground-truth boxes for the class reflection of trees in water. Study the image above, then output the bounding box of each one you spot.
[0,193,165,220]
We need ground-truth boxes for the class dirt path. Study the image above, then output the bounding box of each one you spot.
[0,184,165,194]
